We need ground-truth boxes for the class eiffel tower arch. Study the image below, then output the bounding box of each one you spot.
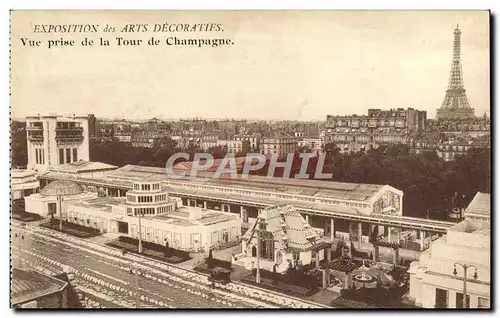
[436,25,475,120]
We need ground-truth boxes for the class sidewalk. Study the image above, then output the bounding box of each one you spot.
[84,232,121,244]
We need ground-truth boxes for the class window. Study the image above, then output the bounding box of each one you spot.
[478,297,490,309]
[59,149,64,164]
[66,148,71,164]
[73,148,78,162]
[435,288,448,308]
[41,149,44,164]
[456,293,470,308]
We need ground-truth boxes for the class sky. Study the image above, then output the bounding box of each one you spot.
[10,11,490,121]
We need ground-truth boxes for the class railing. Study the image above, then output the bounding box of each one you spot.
[55,135,84,142]
[55,127,84,132]
[26,126,43,131]
[27,135,44,141]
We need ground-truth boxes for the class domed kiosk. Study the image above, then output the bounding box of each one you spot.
[40,180,83,197]
[24,180,94,230]
[40,180,84,231]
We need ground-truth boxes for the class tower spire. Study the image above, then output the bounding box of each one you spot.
[435,25,475,120]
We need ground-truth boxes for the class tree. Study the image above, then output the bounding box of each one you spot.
[11,121,27,168]
[297,145,312,153]
[208,146,226,159]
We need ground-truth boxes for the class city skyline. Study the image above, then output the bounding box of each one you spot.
[11,11,489,121]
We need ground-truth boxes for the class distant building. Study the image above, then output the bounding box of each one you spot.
[180,128,203,149]
[298,137,324,155]
[234,133,261,151]
[147,118,160,133]
[114,130,132,143]
[131,131,154,148]
[87,114,97,138]
[26,114,90,171]
[325,108,426,153]
[408,192,490,308]
[260,136,299,156]
[411,137,490,161]
[426,118,490,139]
[201,132,220,151]
[217,139,250,154]
[98,122,114,140]
[11,268,70,308]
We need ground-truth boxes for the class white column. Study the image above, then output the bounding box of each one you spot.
[422,231,427,250]
[330,219,335,240]
[240,206,244,219]
[357,222,362,247]
[449,290,457,308]
[305,215,309,224]
[203,201,207,209]
[387,227,392,242]
[470,295,479,309]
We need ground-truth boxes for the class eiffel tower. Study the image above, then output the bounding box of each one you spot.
[436,25,475,120]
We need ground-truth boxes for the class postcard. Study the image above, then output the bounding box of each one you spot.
[10,10,491,309]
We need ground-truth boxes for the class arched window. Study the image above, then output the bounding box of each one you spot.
[252,246,257,257]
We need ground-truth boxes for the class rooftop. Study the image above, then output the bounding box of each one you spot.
[107,164,388,202]
[11,169,37,178]
[11,268,68,306]
[26,113,89,120]
[50,161,118,174]
[72,196,126,212]
[150,206,237,227]
[465,192,490,218]
[172,157,248,173]
[449,218,490,235]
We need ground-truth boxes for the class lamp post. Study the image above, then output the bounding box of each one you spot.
[453,263,478,308]
[58,195,63,231]
[138,211,143,254]
[255,217,264,284]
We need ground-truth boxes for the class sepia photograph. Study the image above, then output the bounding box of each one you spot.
[9,10,491,309]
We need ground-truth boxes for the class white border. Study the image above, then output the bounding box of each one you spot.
[2,1,498,317]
